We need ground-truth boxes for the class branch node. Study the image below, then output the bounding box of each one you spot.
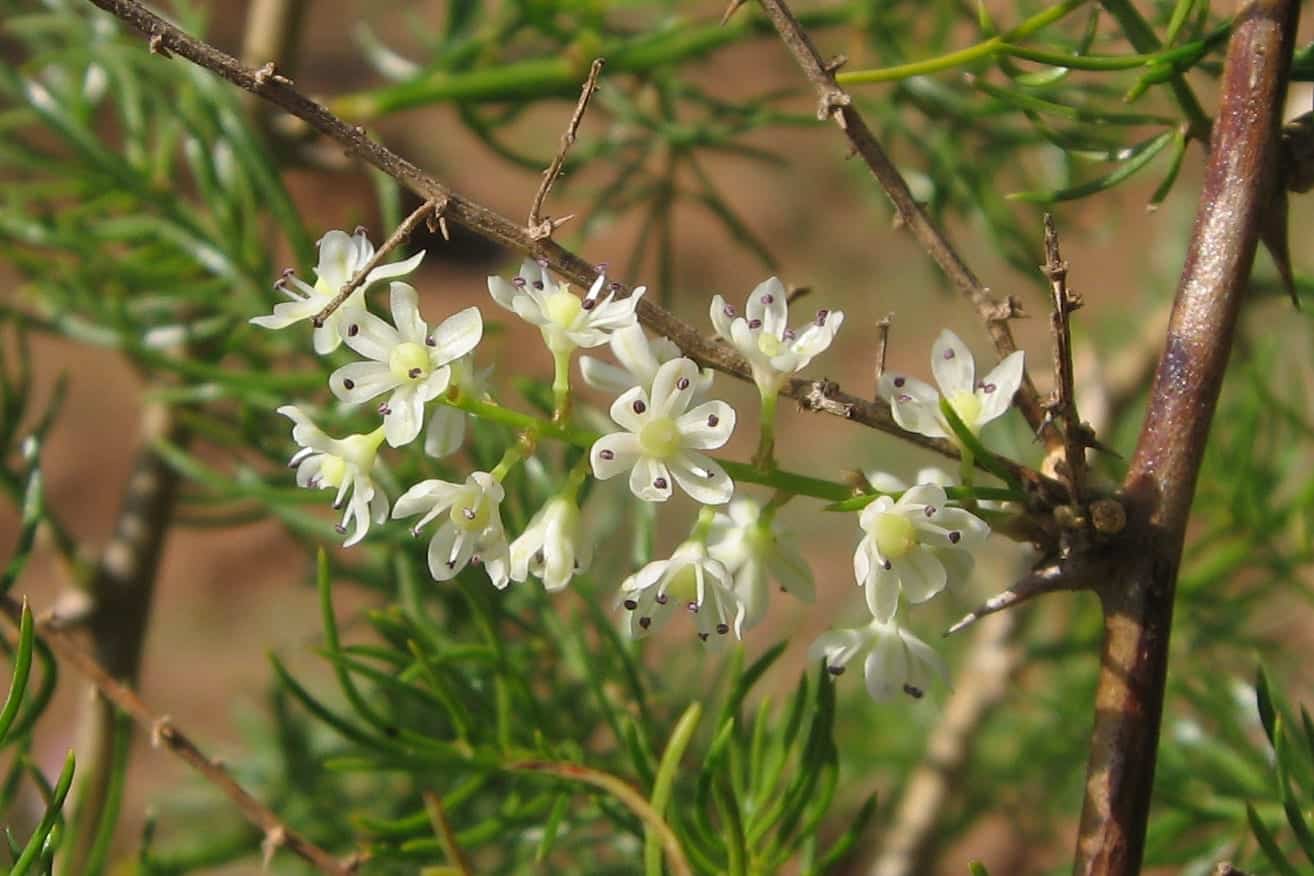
[798,379,855,419]
[720,0,749,25]
[262,826,288,870]
[147,32,171,57]
[1089,498,1127,535]
[253,60,292,87]
[816,88,852,123]
[823,54,848,74]
[150,715,176,748]
[946,562,1076,635]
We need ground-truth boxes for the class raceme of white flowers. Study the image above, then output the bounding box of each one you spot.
[257,229,1017,704]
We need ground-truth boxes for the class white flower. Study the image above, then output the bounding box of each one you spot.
[619,541,745,643]
[878,329,1024,441]
[509,497,591,592]
[579,324,713,397]
[709,277,844,394]
[855,484,989,622]
[810,617,947,702]
[327,283,483,449]
[423,355,492,459]
[252,228,425,354]
[487,259,643,355]
[278,405,388,548]
[589,358,736,504]
[392,472,510,588]
[708,498,814,630]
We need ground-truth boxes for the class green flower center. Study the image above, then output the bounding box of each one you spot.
[544,290,583,328]
[948,390,983,433]
[757,332,783,357]
[666,565,700,605]
[319,455,349,489]
[873,512,918,561]
[638,417,682,459]
[389,342,432,382]
[450,494,491,531]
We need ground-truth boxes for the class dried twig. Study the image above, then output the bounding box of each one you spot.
[84,0,1070,501]
[0,594,353,876]
[1041,214,1086,495]
[312,199,443,326]
[945,562,1083,635]
[752,0,1054,444]
[528,58,604,240]
[423,790,474,876]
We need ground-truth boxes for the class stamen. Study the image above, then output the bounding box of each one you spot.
[707,414,719,427]
[676,377,690,390]
[655,593,668,605]
[335,523,347,534]
[379,403,392,415]
[762,293,774,304]
[897,394,912,403]
[623,599,638,610]
[343,379,356,390]
[653,477,668,490]
[599,449,615,460]
[783,329,796,341]
[463,507,477,519]
[348,324,360,337]
[512,276,526,287]
[925,506,936,517]
[903,684,925,699]
[409,368,423,379]
[893,376,905,387]
[816,308,829,324]
[716,623,729,635]
[581,298,597,311]
[532,280,544,290]
[943,348,956,359]
[639,616,652,629]
[748,319,762,329]
[827,664,845,676]
[983,383,997,393]
[883,559,893,570]
[687,602,698,613]
[426,337,436,346]
[608,282,622,293]
[353,224,367,236]
[723,304,736,317]
[632,400,647,414]
[948,531,961,544]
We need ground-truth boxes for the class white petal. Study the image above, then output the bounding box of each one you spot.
[772,541,814,602]
[384,386,425,447]
[388,282,427,343]
[785,309,844,369]
[488,275,522,311]
[745,277,788,338]
[669,453,732,505]
[927,507,990,547]
[864,630,909,701]
[250,297,319,330]
[608,386,650,433]
[429,306,484,365]
[364,249,425,288]
[709,294,735,340]
[977,350,1025,425]
[590,433,640,480]
[426,524,466,581]
[611,324,661,385]
[931,329,975,396]
[629,457,672,502]
[854,540,873,588]
[315,230,356,288]
[676,401,735,450]
[897,484,948,511]
[480,534,511,590]
[424,405,466,458]
[865,563,901,623]
[342,310,400,362]
[808,628,866,670]
[392,479,461,520]
[893,550,947,604]
[330,362,398,404]
[900,628,948,696]
[888,376,948,439]
[579,356,635,394]
[650,358,700,418]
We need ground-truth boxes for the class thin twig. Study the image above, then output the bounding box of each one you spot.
[84,0,1070,503]
[873,312,893,398]
[422,790,474,876]
[752,0,1054,446]
[0,594,353,876]
[945,562,1081,635]
[311,199,442,326]
[1041,214,1086,496]
[528,58,604,240]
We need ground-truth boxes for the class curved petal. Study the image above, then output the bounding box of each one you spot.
[342,310,400,362]
[785,309,844,369]
[772,541,814,602]
[745,277,788,338]
[425,523,463,580]
[901,630,948,697]
[330,362,397,404]
[315,230,356,288]
[931,329,975,396]
[807,628,867,670]
[650,357,701,418]
[709,294,735,340]
[853,539,873,588]
[365,249,425,289]
[888,376,948,439]
[610,324,660,385]
[926,506,989,546]
[897,483,948,511]
[579,356,634,394]
[677,401,735,450]
[392,479,461,520]
[894,550,947,604]
[589,433,640,480]
[383,387,425,447]
[865,562,901,623]
[669,453,732,505]
[629,456,672,502]
[424,405,466,458]
[864,630,908,701]
[429,306,484,365]
[388,282,426,343]
[250,297,319,330]
[608,385,650,433]
[977,350,1025,425]
[488,275,522,311]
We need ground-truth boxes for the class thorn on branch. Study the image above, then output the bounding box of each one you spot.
[150,715,175,748]
[824,54,848,75]
[816,88,852,123]
[147,32,171,57]
[946,562,1077,635]
[873,312,894,398]
[262,826,287,870]
[720,0,749,25]
[253,60,293,87]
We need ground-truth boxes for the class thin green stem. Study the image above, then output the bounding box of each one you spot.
[645,702,702,876]
[754,390,779,471]
[1096,0,1211,138]
[837,0,1089,85]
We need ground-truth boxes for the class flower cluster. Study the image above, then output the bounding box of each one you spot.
[257,228,1019,705]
